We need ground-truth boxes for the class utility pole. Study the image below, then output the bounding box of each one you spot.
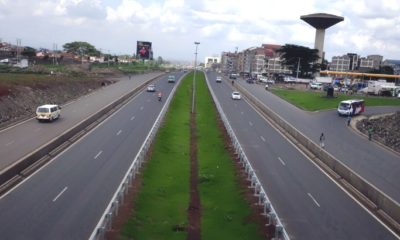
[16,38,21,64]
[296,57,301,79]
[192,42,200,114]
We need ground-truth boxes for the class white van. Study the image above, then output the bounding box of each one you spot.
[337,99,364,116]
[36,104,61,122]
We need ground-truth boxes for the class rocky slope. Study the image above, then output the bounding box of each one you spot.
[356,112,400,153]
[0,65,120,128]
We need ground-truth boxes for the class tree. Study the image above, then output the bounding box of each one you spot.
[367,65,394,75]
[22,46,36,57]
[62,41,99,57]
[276,44,320,78]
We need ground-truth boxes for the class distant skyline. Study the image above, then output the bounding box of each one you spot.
[1,0,399,63]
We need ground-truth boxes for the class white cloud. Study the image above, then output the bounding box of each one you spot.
[0,0,399,61]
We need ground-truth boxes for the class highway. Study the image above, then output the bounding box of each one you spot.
[235,79,400,202]
[0,72,183,239]
[0,72,162,171]
[205,71,398,239]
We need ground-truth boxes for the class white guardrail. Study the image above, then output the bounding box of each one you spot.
[88,77,180,240]
[205,75,290,240]
[89,73,290,239]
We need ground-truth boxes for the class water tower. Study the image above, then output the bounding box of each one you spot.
[300,13,344,63]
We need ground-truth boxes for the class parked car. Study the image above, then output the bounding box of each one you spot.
[216,76,222,83]
[246,78,255,84]
[266,79,275,84]
[309,82,323,90]
[259,77,268,83]
[229,73,238,79]
[231,91,241,100]
[147,84,156,92]
[36,104,61,122]
[168,75,175,83]
[283,76,296,83]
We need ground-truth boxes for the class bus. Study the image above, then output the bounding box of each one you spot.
[337,99,365,116]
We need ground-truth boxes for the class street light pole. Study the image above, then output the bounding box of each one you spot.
[296,57,300,80]
[192,42,200,114]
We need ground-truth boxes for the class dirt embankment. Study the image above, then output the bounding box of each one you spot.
[0,65,121,128]
[356,112,400,153]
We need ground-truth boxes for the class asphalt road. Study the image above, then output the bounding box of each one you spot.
[235,79,400,202]
[206,71,398,240]
[0,72,184,239]
[0,72,162,171]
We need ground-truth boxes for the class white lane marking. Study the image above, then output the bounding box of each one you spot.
[278,157,286,166]
[307,193,321,207]
[140,106,144,110]
[130,116,135,121]
[245,97,400,238]
[5,141,14,146]
[53,187,68,202]
[249,121,253,126]
[260,136,266,142]
[116,130,122,136]
[94,150,103,159]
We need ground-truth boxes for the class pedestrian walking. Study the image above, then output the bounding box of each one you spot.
[319,133,325,148]
[368,127,373,141]
[347,114,351,126]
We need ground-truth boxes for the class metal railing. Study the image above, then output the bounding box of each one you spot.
[88,77,180,240]
[205,74,290,240]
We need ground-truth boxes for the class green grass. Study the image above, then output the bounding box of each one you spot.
[119,72,264,239]
[120,74,191,240]
[196,72,264,239]
[271,88,400,111]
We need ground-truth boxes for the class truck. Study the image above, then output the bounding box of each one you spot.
[365,80,399,96]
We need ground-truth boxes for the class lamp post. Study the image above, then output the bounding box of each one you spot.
[296,57,301,80]
[192,42,200,114]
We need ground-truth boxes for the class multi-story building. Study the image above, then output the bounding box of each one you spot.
[367,55,383,69]
[204,56,220,69]
[220,52,238,74]
[329,53,378,72]
[251,47,267,76]
[264,57,291,74]
[262,44,291,75]
[358,57,374,70]
[330,55,351,71]
[239,47,257,75]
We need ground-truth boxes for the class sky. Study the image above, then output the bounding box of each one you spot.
[1,0,400,63]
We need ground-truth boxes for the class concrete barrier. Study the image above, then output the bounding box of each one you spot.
[0,73,163,191]
[235,83,400,228]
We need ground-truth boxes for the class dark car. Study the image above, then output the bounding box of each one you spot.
[246,78,255,84]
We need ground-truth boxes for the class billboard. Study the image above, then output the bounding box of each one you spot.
[136,41,153,60]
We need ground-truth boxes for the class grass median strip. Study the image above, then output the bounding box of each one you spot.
[120,75,191,239]
[196,73,264,239]
[118,72,265,239]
